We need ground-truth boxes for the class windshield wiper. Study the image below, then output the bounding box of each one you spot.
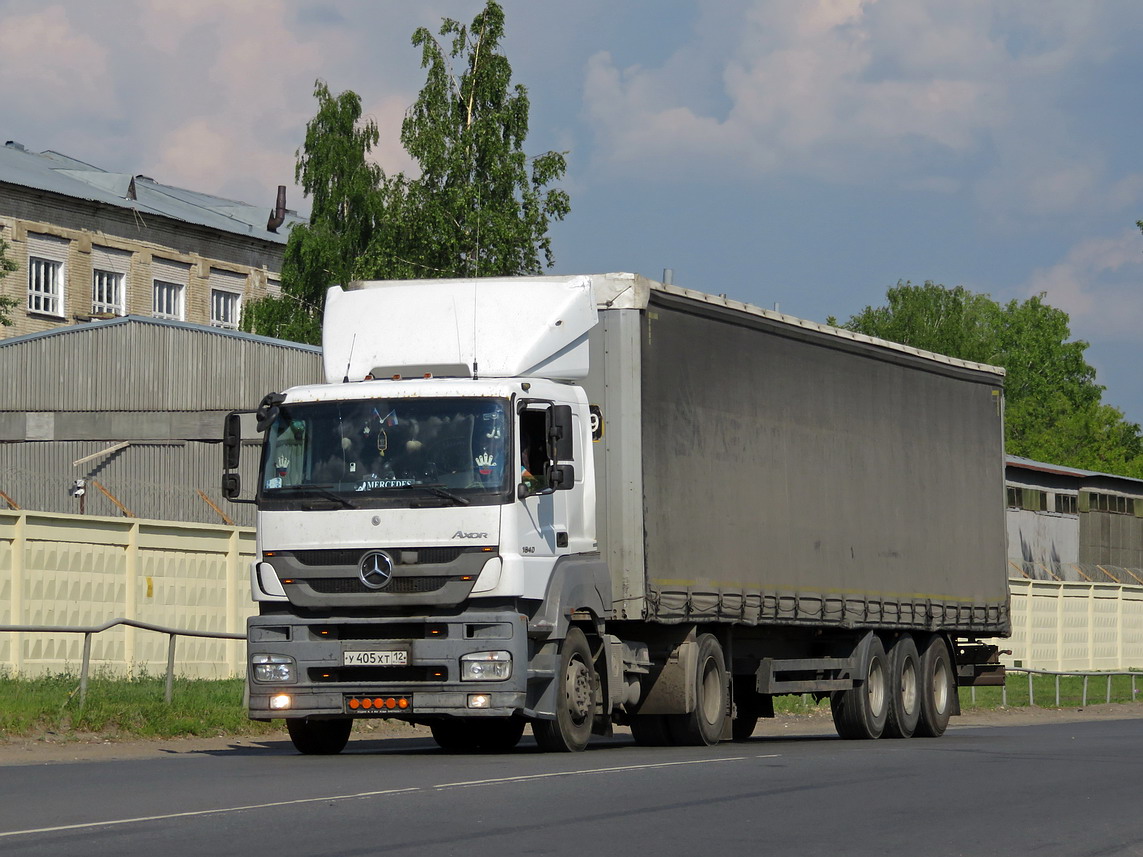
[275,485,357,509]
[390,484,471,507]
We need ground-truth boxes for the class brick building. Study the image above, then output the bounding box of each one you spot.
[0,140,304,336]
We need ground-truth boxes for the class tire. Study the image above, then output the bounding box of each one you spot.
[915,635,955,738]
[286,717,353,755]
[533,627,596,752]
[830,635,890,740]
[629,714,674,746]
[884,635,921,739]
[667,634,728,746]
[430,717,526,752]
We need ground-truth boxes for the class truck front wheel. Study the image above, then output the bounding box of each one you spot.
[533,627,596,752]
[286,717,353,755]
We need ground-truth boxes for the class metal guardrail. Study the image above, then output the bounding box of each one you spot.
[972,667,1140,708]
[0,619,244,706]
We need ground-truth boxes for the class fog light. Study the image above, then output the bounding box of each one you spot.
[467,693,491,709]
[252,654,296,683]
[269,693,292,710]
[460,650,512,681]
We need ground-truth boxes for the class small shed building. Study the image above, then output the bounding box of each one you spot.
[0,317,321,525]
[1006,455,1143,584]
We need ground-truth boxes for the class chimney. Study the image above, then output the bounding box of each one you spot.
[267,185,287,232]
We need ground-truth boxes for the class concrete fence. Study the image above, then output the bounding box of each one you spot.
[0,509,255,678]
[3,510,1143,677]
[1000,578,1143,671]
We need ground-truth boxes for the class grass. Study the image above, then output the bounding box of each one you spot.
[2,670,1140,743]
[960,671,1142,710]
[769,671,1143,716]
[0,672,282,742]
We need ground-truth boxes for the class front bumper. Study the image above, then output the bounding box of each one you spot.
[247,610,530,719]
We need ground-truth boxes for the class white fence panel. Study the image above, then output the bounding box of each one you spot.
[0,510,254,678]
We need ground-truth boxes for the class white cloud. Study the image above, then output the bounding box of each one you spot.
[0,6,113,114]
[580,0,1143,224]
[1023,228,1143,339]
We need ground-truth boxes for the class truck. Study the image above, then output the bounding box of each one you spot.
[222,272,1009,755]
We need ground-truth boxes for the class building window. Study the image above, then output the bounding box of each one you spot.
[211,289,240,329]
[92,270,125,316]
[1007,487,1045,511]
[153,280,184,320]
[28,257,64,316]
[1054,493,1078,515]
[1086,492,1133,515]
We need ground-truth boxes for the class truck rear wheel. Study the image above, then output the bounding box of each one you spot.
[915,636,954,738]
[430,717,526,752]
[286,717,353,755]
[533,627,596,752]
[667,634,728,746]
[884,634,921,739]
[830,635,889,740]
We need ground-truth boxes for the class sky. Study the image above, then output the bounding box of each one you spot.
[4,0,1143,424]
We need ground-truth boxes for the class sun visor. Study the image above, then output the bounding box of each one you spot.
[323,276,598,383]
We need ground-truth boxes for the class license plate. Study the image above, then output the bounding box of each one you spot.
[343,650,408,666]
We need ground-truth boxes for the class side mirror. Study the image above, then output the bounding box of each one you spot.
[548,463,575,490]
[256,391,285,432]
[546,405,574,462]
[223,412,243,470]
[221,472,242,501]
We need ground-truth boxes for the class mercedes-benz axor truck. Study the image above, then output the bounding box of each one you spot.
[223,273,1009,754]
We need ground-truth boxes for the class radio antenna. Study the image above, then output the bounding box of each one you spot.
[342,333,357,383]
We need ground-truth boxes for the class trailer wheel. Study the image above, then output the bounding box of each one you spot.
[884,635,921,739]
[830,636,889,740]
[430,717,526,752]
[286,717,353,755]
[533,627,595,752]
[915,636,955,738]
[629,714,674,746]
[668,634,728,746]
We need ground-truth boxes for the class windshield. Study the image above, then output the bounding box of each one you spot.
[259,397,513,508]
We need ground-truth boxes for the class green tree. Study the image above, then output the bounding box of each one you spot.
[0,235,18,326]
[834,280,1143,476]
[243,82,384,343]
[246,1,569,343]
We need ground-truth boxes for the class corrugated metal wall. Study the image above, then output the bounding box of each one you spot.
[1,318,321,524]
[1,440,261,526]
[1,318,321,411]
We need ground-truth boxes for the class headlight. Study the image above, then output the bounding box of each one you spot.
[252,654,296,683]
[460,650,512,681]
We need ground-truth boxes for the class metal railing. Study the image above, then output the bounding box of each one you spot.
[0,619,244,705]
[972,667,1140,708]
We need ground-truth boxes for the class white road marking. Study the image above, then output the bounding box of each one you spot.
[1,753,777,839]
[434,755,753,789]
[0,787,420,839]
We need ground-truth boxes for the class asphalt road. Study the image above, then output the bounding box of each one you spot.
[2,717,1142,857]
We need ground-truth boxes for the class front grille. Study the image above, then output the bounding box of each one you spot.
[298,576,452,595]
[323,623,446,641]
[309,666,446,683]
[288,547,467,567]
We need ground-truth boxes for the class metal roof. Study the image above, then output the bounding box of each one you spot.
[0,314,320,354]
[0,141,306,243]
[0,316,322,412]
[1007,454,1143,488]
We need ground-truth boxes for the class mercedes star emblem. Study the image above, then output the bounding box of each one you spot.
[359,551,395,590]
